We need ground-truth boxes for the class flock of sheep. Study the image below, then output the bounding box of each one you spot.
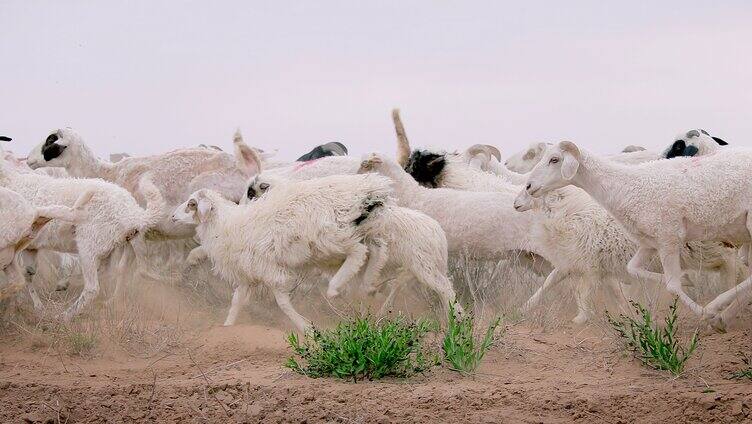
[1,111,750,334]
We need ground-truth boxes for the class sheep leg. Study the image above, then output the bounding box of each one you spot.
[62,254,101,321]
[223,285,251,326]
[378,271,411,316]
[708,278,752,331]
[361,243,389,295]
[326,243,368,299]
[572,275,594,324]
[107,245,133,305]
[658,247,705,317]
[627,246,662,282]
[272,288,311,332]
[417,270,461,317]
[186,246,208,268]
[521,268,570,312]
[0,255,26,301]
[705,245,752,330]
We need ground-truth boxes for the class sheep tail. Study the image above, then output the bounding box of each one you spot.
[233,128,244,145]
[138,175,167,229]
[392,109,411,168]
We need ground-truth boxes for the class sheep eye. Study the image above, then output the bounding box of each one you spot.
[259,183,270,191]
[549,157,559,164]
[188,199,197,209]
[360,161,370,168]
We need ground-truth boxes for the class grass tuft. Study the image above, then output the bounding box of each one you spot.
[285,314,437,381]
[607,298,698,375]
[442,303,502,373]
[731,354,752,380]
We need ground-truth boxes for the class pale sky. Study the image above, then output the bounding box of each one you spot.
[2,1,751,161]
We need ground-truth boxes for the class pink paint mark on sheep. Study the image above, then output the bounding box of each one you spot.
[293,158,322,172]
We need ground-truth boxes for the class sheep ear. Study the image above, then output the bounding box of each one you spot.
[197,197,213,221]
[712,136,727,146]
[559,141,580,180]
[233,134,262,178]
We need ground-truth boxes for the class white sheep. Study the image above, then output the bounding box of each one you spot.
[0,155,165,319]
[1,187,92,300]
[171,173,395,331]
[514,186,745,323]
[244,171,461,316]
[25,128,257,239]
[662,129,728,159]
[357,153,541,262]
[523,141,752,330]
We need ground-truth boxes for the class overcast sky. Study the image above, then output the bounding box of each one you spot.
[2,1,751,161]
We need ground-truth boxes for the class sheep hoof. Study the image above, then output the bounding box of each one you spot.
[708,315,727,333]
[572,314,589,325]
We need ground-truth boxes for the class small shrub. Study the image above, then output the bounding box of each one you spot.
[607,298,698,375]
[442,303,502,373]
[65,331,97,357]
[285,315,437,381]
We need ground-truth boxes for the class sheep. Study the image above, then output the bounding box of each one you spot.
[244,171,461,316]
[1,187,92,301]
[513,186,746,323]
[357,153,542,263]
[523,141,752,330]
[296,142,348,161]
[504,142,550,174]
[622,145,646,153]
[0,153,165,319]
[663,129,728,159]
[171,174,395,331]
[25,128,257,240]
[391,109,525,188]
[109,152,131,162]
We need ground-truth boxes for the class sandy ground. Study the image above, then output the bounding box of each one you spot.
[1,320,751,423]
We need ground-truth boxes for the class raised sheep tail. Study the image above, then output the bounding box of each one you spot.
[392,109,411,168]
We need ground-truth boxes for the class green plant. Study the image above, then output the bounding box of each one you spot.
[731,354,752,380]
[442,303,502,373]
[285,315,437,381]
[607,298,698,375]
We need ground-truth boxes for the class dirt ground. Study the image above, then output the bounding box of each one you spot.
[1,320,751,423]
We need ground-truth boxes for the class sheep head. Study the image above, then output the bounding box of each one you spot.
[505,142,549,173]
[525,141,581,198]
[172,189,215,225]
[663,129,728,159]
[26,128,84,169]
[243,173,286,204]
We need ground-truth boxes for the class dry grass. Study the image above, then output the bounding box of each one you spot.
[0,246,744,360]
